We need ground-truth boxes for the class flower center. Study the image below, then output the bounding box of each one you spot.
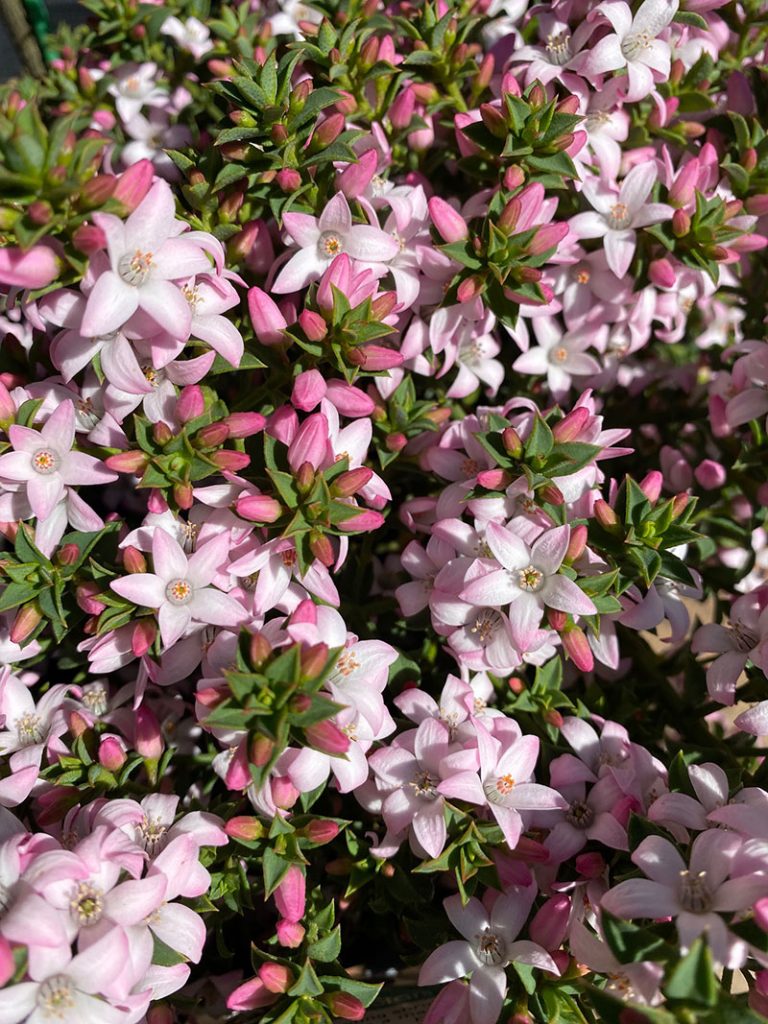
[165,578,193,605]
[565,800,595,829]
[69,881,104,925]
[621,31,652,61]
[678,869,713,913]
[549,346,569,364]
[118,249,154,285]
[15,712,43,745]
[475,928,507,965]
[81,685,108,716]
[139,816,168,854]
[576,269,591,284]
[182,284,201,313]
[462,458,480,477]
[410,769,439,800]
[31,448,60,475]
[546,29,572,65]
[731,622,758,652]
[318,232,344,258]
[336,651,361,677]
[281,549,297,568]
[37,976,75,1016]
[469,609,501,644]
[517,565,544,592]
[607,202,632,230]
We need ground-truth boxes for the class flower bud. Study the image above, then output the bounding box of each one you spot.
[250,734,275,767]
[146,1006,175,1024]
[123,545,147,574]
[173,481,194,510]
[639,470,663,503]
[543,708,564,729]
[327,993,366,1021]
[476,468,511,490]
[225,816,265,841]
[593,498,619,530]
[309,532,335,567]
[553,410,590,448]
[176,385,205,424]
[197,422,229,447]
[305,719,350,755]
[292,369,326,411]
[298,308,328,341]
[311,113,345,150]
[210,450,251,472]
[530,895,571,950]
[105,450,149,474]
[135,705,164,760]
[648,257,677,289]
[338,509,385,532]
[76,583,107,615]
[236,494,283,523]
[227,978,277,1012]
[428,196,469,243]
[694,459,726,490]
[99,734,127,772]
[547,609,567,631]
[224,412,266,438]
[272,775,300,809]
[276,168,302,193]
[389,85,416,130]
[131,618,156,658]
[347,344,404,371]
[56,543,79,566]
[301,642,330,678]
[288,413,329,473]
[502,426,523,458]
[332,467,373,497]
[250,631,273,668]
[672,208,691,237]
[275,919,305,947]
[10,603,42,645]
[562,626,594,672]
[114,159,154,212]
[385,432,408,453]
[259,963,292,994]
[248,287,288,345]
[504,165,525,190]
[275,865,306,922]
[565,524,587,563]
[303,819,340,844]
[669,159,699,208]
[576,851,606,878]
[539,483,564,505]
[755,897,768,932]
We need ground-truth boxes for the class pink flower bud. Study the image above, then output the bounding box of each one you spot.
[0,937,15,986]
[332,467,373,497]
[639,470,663,502]
[428,196,469,243]
[562,627,594,672]
[248,286,288,345]
[303,819,340,844]
[575,851,606,878]
[259,963,292,994]
[668,158,699,208]
[0,244,60,289]
[327,993,366,1021]
[304,719,351,755]
[292,369,327,411]
[123,545,147,574]
[347,345,404,371]
[276,168,302,193]
[312,112,345,149]
[105,450,149,474]
[197,423,230,447]
[746,194,768,217]
[389,85,416,130]
[275,919,305,947]
[227,978,278,1011]
[672,208,691,237]
[10,603,42,644]
[552,406,590,443]
[225,816,264,841]
[76,582,106,615]
[236,494,283,523]
[132,618,156,658]
[224,412,266,438]
[114,159,154,212]
[210,450,251,471]
[135,705,164,760]
[298,308,328,341]
[528,221,569,256]
[337,148,378,199]
[648,257,677,289]
[694,458,726,490]
[99,734,127,772]
[548,608,567,632]
[73,224,106,255]
[57,543,79,566]
[287,413,329,473]
[593,498,620,529]
[176,385,205,424]
[325,380,374,417]
[530,895,571,950]
[566,524,588,563]
[476,468,511,489]
[338,509,385,532]
[271,775,300,809]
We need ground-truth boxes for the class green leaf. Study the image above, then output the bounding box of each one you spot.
[0,582,39,614]
[307,924,342,963]
[287,959,324,997]
[152,934,187,967]
[524,415,554,460]
[663,939,717,1007]
[262,846,293,897]
[601,909,669,965]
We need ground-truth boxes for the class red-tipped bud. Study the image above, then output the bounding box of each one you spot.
[672,208,691,237]
[225,816,265,841]
[131,618,156,658]
[503,165,525,190]
[123,545,147,574]
[275,919,305,947]
[648,257,677,289]
[562,626,594,672]
[479,102,508,138]
[476,468,511,490]
[176,385,204,424]
[309,532,335,567]
[312,112,345,149]
[332,467,373,497]
[236,494,283,523]
[385,432,408,453]
[539,483,564,505]
[173,481,194,510]
[298,308,328,341]
[327,993,365,1021]
[338,509,385,532]
[114,159,154,212]
[593,498,619,529]
[552,407,590,443]
[639,470,663,503]
[548,609,567,631]
[303,819,340,844]
[565,524,588,563]
[105,450,149,474]
[224,412,266,438]
[389,85,416,130]
[197,423,230,447]
[56,543,79,566]
[73,224,108,254]
[251,734,275,768]
[672,492,690,518]
[210,450,251,471]
[301,642,330,679]
[347,345,404,371]
[259,963,292,994]
[135,705,164,760]
[543,708,564,729]
[76,583,106,615]
[152,421,173,446]
[250,631,273,668]
[9,603,42,644]
[576,851,606,878]
[99,734,127,772]
[305,720,350,755]
[248,287,288,346]
[502,426,523,458]
[276,168,302,193]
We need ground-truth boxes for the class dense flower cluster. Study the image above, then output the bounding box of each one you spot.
[1,0,768,1021]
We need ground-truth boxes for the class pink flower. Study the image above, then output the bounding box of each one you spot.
[459,523,597,640]
[0,401,116,521]
[418,886,558,1024]
[81,181,213,338]
[513,317,603,398]
[110,528,246,646]
[569,164,673,278]
[0,244,59,289]
[691,591,767,704]
[601,830,768,968]
[272,193,400,294]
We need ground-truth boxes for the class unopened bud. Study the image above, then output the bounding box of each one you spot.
[197,422,230,447]
[236,494,283,523]
[250,631,273,667]
[250,734,275,768]
[309,532,335,567]
[135,705,164,760]
[543,708,564,729]
[259,963,292,994]
[225,816,265,841]
[303,819,340,844]
[332,467,373,497]
[225,412,266,438]
[593,498,619,530]
[9,602,42,644]
[305,719,350,755]
[327,993,365,1021]
[105,450,149,474]
[99,734,127,772]
[122,545,147,574]
[176,385,205,424]
[502,426,523,458]
[562,626,594,672]
[565,524,587,563]
[301,642,330,679]
[539,483,564,505]
[173,481,194,509]
[56,543,79,566]
[672,208,691,237]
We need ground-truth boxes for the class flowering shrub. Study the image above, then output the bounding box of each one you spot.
[1,0,768,1021]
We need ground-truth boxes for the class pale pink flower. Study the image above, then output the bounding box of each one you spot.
[272,193,400,294]
[418,886,558,1024]
[160,15,212,57]
[569,164,673,278]
[0,401,116,521]
[110,528,246,646]
[691,591,767,704]
[512,317,603,398]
